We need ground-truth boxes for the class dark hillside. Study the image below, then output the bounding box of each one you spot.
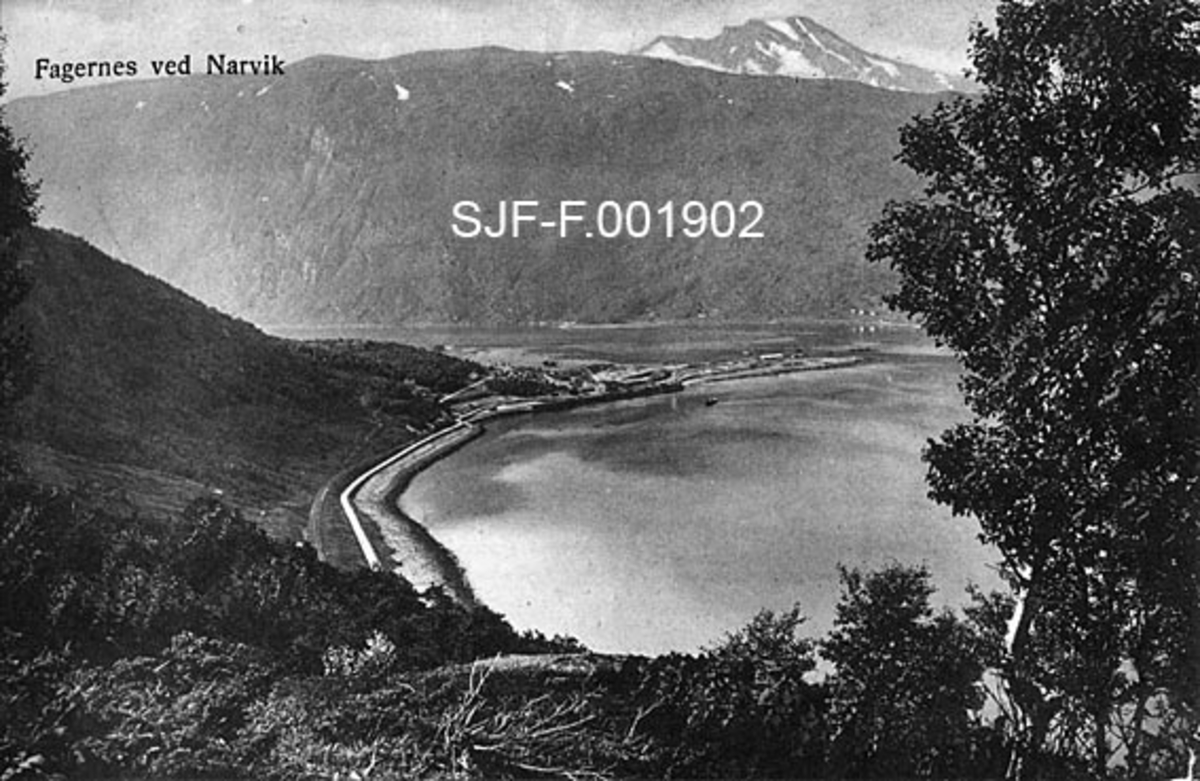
[9,228,478,535]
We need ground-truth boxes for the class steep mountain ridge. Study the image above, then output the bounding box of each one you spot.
[9,48,942,327]
[637,16,974,93]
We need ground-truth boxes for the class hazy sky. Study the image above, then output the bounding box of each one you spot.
[2,0,996,99]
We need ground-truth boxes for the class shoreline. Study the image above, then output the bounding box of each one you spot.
[339,421,484,605]
[330,352,865,610]
[265,316,919,340]
[336,382,691,606]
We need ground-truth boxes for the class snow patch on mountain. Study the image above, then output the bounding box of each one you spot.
[635,15,974,93]
[641,40,733,73]
[766,18,800,42]
[866,56,900,77]
[765,40,821,78]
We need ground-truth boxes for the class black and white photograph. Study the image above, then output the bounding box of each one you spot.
[0,0,1196,777]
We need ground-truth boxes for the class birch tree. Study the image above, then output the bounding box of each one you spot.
[867,1,1200,776]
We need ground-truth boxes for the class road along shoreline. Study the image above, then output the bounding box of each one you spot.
[329,381,702,605]
[330,353,865,609]
[338,421,483,605]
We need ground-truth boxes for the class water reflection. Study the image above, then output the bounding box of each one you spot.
[399,333,1001,655]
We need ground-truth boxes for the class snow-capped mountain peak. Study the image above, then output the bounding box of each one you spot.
[636,15,973,93]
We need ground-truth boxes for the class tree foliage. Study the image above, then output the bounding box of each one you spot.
[867,1,1200,776]
[822,564,1001,779]
[0,461,577,777]
[634,606,828,778]
[0,29,39,415]
[2,462,1018,781]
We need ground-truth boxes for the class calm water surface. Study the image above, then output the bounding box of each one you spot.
[378,323,1003,655]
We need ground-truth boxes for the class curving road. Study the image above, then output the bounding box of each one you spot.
[339,420,481,606]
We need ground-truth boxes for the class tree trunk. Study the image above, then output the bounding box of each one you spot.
[1095,703,1109,780]
[1005,565,1046,781]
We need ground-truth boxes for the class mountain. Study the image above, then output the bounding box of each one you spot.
[636,16,974,93]
[10,228,476,535]
[8,49,942,327]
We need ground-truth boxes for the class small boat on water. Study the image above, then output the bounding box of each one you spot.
[704,396,720,407]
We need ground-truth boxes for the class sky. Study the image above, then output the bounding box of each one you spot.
[1,0,996,99]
